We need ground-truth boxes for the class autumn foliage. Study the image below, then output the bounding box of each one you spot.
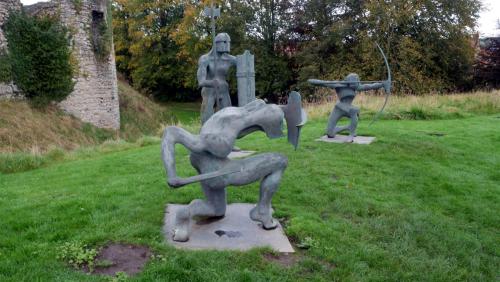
[112,0,484,101]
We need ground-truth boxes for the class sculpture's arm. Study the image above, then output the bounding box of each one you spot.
[161,126,242,188]
[229,54,237,67]
[197,56,215,88]
[308,79,345,88]
[161,126,204,188]
[357,82,384,92]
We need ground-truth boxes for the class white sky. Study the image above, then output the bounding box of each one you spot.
[19,0,500,37]
[19,0,48,5]
[478,0,500,36]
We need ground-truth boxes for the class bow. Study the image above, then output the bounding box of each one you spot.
[370,42,391,125]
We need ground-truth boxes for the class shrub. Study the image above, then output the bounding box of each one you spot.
[4,11,74,107]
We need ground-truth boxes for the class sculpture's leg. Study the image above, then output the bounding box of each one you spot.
[173,193,225,242]
[333,125,349,135]
[201,180,227,217]
[222,153,288,230]
[172,153,228,242]
[347,110,359,142]
[201,88,215,124]
[249,167,284,230]
[218,83,232,111]
[326,109,343,138]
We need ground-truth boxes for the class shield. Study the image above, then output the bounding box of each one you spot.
[236,50,256,106]
[281,91,307,149]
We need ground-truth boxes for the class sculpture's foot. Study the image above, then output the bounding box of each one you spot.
[173,225,190,242]
[250,206,278,230]
[173,207,191,242]
[326,133,335,139]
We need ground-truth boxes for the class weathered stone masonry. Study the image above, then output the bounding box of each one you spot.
[0,0,22,98]
[0,0,120,129]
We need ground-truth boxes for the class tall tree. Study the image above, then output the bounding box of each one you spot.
[113,0,187,101]
[474,37,500,88]
[171,0,295,101]
[114,0,483,100]
[294,0,481,96]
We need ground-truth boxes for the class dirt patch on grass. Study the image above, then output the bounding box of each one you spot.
[263,252,299,268]
[90,243,151,276]
[418,130,447,137]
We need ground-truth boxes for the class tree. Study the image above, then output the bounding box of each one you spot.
[293,0,481,96]
[112,0,188,101]
[474,37,500,88]
[171,0,295,101]
[113,0,483,100]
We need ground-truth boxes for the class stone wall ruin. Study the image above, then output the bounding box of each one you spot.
[0,0,120,129]
[0,0,22,98]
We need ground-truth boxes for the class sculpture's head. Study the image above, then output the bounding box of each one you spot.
[215,33,231,53]
[345,73,360,88]
[345,73,360,81]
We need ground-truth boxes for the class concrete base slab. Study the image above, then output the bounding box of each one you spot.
[163,203,294,252]
[228,150,256,159]
[316,135,376,144]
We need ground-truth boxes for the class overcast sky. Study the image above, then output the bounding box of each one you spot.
[478,0,499,36]
[19,0,500,37]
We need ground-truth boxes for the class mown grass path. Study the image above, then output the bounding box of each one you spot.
[1,116,499,281]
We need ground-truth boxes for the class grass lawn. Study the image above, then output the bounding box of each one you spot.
[0,114,499,281]
[167,102,200,124]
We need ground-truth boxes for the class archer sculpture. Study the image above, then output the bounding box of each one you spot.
[308,43,392,142]
[161,92,306,242]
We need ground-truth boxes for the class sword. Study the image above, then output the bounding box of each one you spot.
[168,166,242,188]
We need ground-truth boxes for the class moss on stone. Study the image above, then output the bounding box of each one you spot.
[0,53,12,83]
[71,0,83,14]
[69,50,80,76]
[90,6,112,61]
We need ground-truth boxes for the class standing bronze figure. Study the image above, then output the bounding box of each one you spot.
[197,32,237,124]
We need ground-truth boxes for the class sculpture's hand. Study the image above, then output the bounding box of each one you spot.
[167,177,185,189]
[212,79,220,90]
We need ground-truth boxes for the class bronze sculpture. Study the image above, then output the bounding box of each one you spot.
[308,43,392,142]
[161,92,306,242]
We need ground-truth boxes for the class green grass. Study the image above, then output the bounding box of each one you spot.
[167,102,200,124]
[0,115,499,281]
[0,137,159,174]
[0,80,173,153]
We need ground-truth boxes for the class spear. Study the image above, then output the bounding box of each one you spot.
[204,1,221,109]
